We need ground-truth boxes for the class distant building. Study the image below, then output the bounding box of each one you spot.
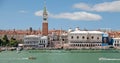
[48,32,59,47]
[60,33,68,49]
[24,35,48,48]
[68,27,104,49]
[48,29,67,48]
[100,28,112,33]
[108,31,120,38]
[61,33,68,44]
[113,38,120,48]
[102,33,109,46]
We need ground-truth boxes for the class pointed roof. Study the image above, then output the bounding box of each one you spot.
[43,0,47,15]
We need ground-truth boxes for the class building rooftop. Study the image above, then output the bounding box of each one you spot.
[70,30,87,34]
[70,30,103,34]
[41,36,48,39]
[25,35,40,37]
[68,27,103,34]
[88,31,103,34]
[112,38,120,39]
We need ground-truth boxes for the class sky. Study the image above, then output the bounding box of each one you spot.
[0,0,120,30]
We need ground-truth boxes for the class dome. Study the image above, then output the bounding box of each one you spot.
[75,27,80,31]
[68,28,73,32]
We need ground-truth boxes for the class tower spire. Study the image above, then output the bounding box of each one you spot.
[44,0,46,7]
[43,0,47,14]
[43,0,48,22]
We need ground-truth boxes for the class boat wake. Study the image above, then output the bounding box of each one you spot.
[99,57,120,61]
[0,58,28,60]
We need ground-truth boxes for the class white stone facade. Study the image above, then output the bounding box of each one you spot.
[68,27,103,48]
[113,38,120,47]
[24,35,48,48]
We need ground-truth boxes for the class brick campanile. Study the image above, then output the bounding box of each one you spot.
[42,1,48,36]
[42,22,48,36]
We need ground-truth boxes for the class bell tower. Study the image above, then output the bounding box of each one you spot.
[42,0,48,36]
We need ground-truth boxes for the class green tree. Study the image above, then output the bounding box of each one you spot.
[9,37,18,47]
[0,39,3,46]
[2,35,9,46]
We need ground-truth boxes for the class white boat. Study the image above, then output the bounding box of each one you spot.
[16,47,20,53]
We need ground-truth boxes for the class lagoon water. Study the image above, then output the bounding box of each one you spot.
[0,50,120,63]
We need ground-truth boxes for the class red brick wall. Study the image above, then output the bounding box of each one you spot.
[42,22,48,36]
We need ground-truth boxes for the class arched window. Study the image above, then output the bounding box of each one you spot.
[87,37,89,39]
[117,41,119,43]
[62,39,64,41]
[91,36,94,39]
[97,37,99,40]
[71,36,73,39]
[74,44,75,46]
[40,41,41,43]
[82,36,85,39]
[77,36,79,39]
[44,40,45,43]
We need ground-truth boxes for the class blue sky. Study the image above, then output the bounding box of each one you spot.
[0,0,120,30]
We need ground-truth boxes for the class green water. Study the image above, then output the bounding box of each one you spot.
[0,50,120,63]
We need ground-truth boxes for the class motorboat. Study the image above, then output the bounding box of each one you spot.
[28,56,36,60]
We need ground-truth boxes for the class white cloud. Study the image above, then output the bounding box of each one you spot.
[19,10,28,13]
[73,1,120,12]
[51,12,102,21]
[73,3,91,11]
[34,10,43,16]
[35,10,102,21]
